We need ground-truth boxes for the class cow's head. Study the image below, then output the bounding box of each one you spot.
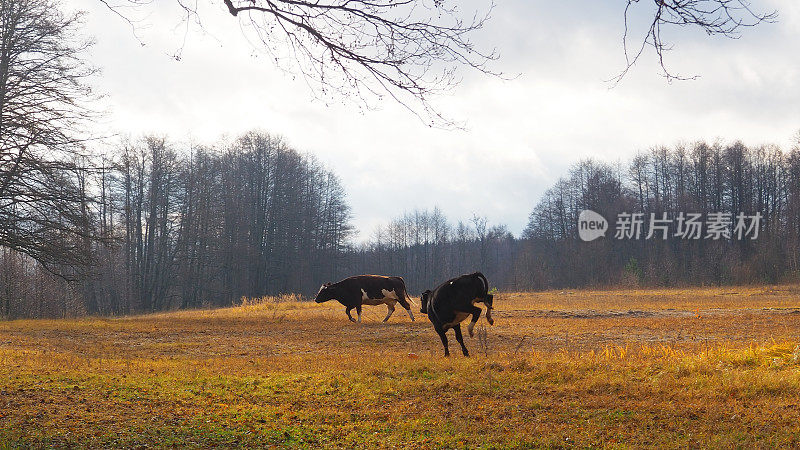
[484,293,495,325]
[484,293,494,309]
[314,283,334,303]
[420,290,431,314]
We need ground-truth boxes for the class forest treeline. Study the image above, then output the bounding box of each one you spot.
[520,142,800,289]
[346,140,800,293]
[352,141,800,292]
[3,137,800,318]
[2,133,353,317]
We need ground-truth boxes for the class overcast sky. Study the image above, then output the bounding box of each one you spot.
[66,0,800,241]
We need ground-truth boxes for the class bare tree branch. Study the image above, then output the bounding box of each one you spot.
[613,0,777,84]
[107,0,501,127]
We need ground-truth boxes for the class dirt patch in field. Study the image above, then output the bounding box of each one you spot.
[496,306,800,320]
[497,309,671,319]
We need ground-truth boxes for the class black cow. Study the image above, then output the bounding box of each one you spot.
[314,275,416,323]
[420,272,494,356]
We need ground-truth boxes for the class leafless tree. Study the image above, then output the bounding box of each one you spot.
[100,132,354,312]
[111,0,499,127]
[616,0,777,82]
[0,0,97,276]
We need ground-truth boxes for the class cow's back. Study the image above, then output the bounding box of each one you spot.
[338,275,407,303]
[428,273,485,318]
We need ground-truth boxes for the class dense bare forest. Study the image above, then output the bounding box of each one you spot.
[1,134,353,317]
[522,142,800,289]
[347,140,800,293]
[3,136,800,318]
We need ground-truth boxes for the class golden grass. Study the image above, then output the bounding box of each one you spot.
[2,285,800,448]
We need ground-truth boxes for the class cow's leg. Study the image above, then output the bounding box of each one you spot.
[435,324,450,357]
[356,304,362,323]
[466,306,483,337]
[397,294,415,321]
[383,302,395,322]
[453,324,469,357]
[345,306,357,323]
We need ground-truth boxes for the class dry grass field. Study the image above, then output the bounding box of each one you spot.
[3,285,800,448]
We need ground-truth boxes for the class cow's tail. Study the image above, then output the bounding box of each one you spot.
[397,277,418,308]
[474,272,489,297]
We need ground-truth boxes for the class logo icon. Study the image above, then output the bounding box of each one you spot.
[578,210,607,241]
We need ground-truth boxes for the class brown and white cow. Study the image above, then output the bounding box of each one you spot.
[420,272,494,357]
[314,275,415,323]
